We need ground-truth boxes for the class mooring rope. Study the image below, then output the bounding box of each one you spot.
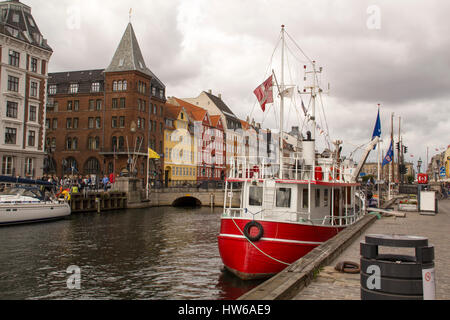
[231,218,292,266]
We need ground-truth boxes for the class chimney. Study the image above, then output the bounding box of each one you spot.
[218,94,222,100]
[208,90,212,94]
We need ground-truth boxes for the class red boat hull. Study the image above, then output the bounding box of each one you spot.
[218,218,345,280]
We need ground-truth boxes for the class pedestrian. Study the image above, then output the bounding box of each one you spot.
[102,175,110,192]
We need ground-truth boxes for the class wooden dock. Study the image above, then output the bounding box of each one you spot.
[69,192,127,213]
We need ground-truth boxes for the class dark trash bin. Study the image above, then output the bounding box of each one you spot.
[360,234,435,300]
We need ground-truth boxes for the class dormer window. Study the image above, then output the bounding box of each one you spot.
[69,83,79,94]
[48,85,57,95]
[91,82,100,92]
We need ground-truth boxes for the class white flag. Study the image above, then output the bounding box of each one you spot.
[280,87,295,98]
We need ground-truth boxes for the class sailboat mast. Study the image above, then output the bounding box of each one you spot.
[279,25,285,179]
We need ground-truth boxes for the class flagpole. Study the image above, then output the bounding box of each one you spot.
[146,149,150,200]
[279,25,285,179]
[377,104,381,208]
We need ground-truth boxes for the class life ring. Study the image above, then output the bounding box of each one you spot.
[243,221,264,242]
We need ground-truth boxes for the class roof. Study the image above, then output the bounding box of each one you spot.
[0,0,52,51]
[203,91,239,121]
[210,115,222,128]
[164,103,183,121]
[171,98,208,123]
[48,69,105,94]
[105,23,165,89]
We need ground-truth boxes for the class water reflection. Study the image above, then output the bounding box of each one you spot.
[0,206,262,300]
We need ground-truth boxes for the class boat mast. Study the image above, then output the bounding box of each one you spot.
[279,25,285,179]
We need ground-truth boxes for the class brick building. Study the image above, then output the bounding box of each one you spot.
[45,23,166,184]
[0,0,52,179]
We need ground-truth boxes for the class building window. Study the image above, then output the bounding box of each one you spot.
[119,117,125,128]
[91,82,100,92]
[113,81,118,91]
[118,81,123,91]
[30,82,38,97]
[95,117,101,129]
[2,156,13,175]
[5,128,17,145]
[112,117,117,128]
[66,118,72,129]
[89,99,95,111]
[69,83,79,94]
[112,98,118,109]
[85,158,100,175]
[123,80,127,91]
[25,158,33,176]
[29,105,37,122]
[120,98,126,109]
[48,85,57,95]
[6,101,18,118]
[52,119,58,129]
[28,131,36,147]
[88,117,94,129]
[73,118,79,129]
[31,58,38,73]
[74,100,79,111]
[88,137,100,150]
[96,99,102,111]
[67,101,73,111]
[7,76,19,92]
[9,50,20,67]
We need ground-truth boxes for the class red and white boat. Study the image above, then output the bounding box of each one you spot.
[218,26,376,280]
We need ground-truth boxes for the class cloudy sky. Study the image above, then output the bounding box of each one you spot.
[27,0,450,171]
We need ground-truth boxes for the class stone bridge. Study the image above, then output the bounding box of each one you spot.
[149,188,241,208]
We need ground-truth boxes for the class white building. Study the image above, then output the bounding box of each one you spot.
[0,0,52,178]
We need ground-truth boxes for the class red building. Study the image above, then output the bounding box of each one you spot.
[45,23,166,184]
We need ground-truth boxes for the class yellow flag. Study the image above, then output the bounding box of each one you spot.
[148,148,160,159]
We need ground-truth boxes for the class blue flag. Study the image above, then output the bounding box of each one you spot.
[372,108,381,149]
[382,140,394,167]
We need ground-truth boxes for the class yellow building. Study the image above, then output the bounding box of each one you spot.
[163,104,196,186]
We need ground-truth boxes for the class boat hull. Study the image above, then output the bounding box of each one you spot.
[218,218,345,280]
[0,203,71,226]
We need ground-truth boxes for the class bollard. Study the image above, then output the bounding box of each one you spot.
[96,197,101,214]
[360,234,435,300]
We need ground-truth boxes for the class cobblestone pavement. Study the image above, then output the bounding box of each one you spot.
[293,199,450,300]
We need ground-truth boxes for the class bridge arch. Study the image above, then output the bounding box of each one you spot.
[172,196,202,207]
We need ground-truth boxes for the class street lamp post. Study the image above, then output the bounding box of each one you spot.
[417,158,423,174]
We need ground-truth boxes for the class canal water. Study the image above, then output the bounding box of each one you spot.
[0,207,263,300]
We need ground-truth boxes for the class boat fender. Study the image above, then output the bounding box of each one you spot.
[243,221,264,242]
[335,261,360,274]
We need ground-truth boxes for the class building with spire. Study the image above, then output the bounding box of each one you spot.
[45,22,166,184]
[0,0,52,178]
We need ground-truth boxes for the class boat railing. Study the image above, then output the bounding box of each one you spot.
[227,156,350,183]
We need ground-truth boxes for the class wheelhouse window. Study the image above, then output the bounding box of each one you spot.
[315,189,321,208]
[302,188,308,209]
[276,188,292,208]
[249,186,263,206]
